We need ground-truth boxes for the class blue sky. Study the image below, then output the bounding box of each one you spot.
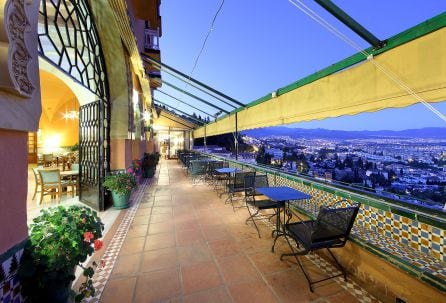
[156,0,446,131]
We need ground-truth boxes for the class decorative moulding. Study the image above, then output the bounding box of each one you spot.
[0,0,34,97]
[0,0,41,132]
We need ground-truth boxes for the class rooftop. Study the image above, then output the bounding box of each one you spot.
[83,160,379,302]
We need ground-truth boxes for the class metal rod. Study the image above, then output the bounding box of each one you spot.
[145,58,240,109]
[162,80,229,113]
[235,112,239,160]
[314,0,385,48]
[154,98,204,124]
[157,89,214,116]
[141,54,246,107]
[159,113,194,129]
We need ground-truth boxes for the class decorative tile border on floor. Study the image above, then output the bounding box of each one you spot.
[82,178,152,303]
[254,207,381,303]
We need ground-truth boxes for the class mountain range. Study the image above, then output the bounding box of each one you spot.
[242,127,446,139]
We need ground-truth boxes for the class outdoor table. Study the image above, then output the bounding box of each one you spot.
[256,186,311,251]
[215,167,240,174]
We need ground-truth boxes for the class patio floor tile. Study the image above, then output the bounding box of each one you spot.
[144,232,176,251]
[134,268,181,303]
[111,253,142,277]
[248,250,294,275]
[119,236,145,255]
[148,221,175,235]
[177,243,213,265]
[227,279,279,303]
[100,277,136,303]
[182,286,232,303]
[208,238,242,258]
[91,160,374,303]
[181,261,223,295]
[216,254,260,283]
[141,247,178,272]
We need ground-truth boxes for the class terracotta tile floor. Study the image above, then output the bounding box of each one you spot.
[98,160,377,303]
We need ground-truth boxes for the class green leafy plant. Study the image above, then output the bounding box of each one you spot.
[103,172,137,195]
[19,206,104,302]
[70,143,79,152]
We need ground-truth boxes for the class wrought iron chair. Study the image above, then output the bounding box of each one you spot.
[244,175,281,238]
[189,160,208,184]
[226,171,256,211]
[206,160,223,185]
[280,200,360,292]
[213,162,231,193]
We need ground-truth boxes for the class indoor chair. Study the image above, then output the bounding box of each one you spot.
[38,169,73,205]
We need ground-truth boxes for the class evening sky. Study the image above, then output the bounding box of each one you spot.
[156,0,446,131]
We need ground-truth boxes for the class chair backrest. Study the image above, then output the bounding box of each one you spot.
[233,171,255,189]
[39,169,61,187]
[207,161,224,175]
[311,203,360,246]
[32,167,42,185]
[190,160,208,175]
[43,154,53,161]
[244,175,268,196]
[71,163,79,171]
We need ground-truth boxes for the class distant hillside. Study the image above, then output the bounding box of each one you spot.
[242,127,446,139]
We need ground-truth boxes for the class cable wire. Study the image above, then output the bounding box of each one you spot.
[287,0,446,123]
[172,0,225,117]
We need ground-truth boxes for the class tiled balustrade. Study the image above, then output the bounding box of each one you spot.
[205,153,446,292]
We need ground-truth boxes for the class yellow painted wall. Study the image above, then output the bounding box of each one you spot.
[39,71,79,151]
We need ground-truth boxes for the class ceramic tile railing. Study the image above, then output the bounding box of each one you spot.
[199,153,446,291]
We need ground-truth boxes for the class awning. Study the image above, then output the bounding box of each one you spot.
[194,13,446,138]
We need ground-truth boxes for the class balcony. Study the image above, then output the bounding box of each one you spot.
[81,156,444,302]
[144,28,160,53]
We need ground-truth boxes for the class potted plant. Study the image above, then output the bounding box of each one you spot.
[19,206,104,303]
[142,153,158,178]
[103,172,137,209]
[129,159,143,184]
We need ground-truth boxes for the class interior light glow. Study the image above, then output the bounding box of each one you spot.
[44,135,61,150]
[132,89,139,107]
[143,110,151,122]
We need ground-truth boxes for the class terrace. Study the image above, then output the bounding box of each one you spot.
[82,156,445,302]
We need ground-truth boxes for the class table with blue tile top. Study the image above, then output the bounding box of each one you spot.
[256,186,312,251]
[215,167,240,174]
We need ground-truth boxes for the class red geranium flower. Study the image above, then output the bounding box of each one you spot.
[94,239,103,251]
[83,231,94,242]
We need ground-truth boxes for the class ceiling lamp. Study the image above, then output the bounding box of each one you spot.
[62,110,79,120]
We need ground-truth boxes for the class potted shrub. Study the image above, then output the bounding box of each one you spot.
[19,206,104,303]
[129,159,143,184]
[103,172,137,209]
[142,153,157,178]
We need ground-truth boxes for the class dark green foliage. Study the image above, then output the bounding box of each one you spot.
[19,206,104,303]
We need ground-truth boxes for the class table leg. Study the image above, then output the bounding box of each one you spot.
[271,201,286,252]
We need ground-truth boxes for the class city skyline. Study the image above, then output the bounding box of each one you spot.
[158,1,446,131]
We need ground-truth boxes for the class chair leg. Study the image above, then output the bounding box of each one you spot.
[245,207,261,238]
[280,246,346,292]
[327,248,347,281]
[32,185,38,200]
